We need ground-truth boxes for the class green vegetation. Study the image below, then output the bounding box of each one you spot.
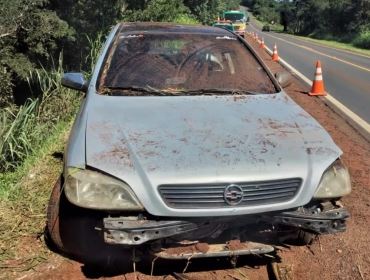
[353,30,370,49]
[122,0,241,25]
[0,121,70,272]
[0,0,74,106]
[0,60,80,175]
[289,35,370,58]
[242,0,370,50]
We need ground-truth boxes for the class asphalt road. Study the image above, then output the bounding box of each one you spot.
[246,21,370,124]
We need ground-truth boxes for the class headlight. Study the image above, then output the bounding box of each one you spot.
[313,159,351,199]
[64,168,143,210]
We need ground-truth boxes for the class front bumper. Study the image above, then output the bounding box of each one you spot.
[103,202,349,246]
[235,30,245,36]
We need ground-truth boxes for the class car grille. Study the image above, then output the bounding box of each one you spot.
[158,178,302,209]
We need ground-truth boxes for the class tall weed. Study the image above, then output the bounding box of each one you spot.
[0,33,104,173]
[0,100,41,171]
[86,33,105,78]
[0,55,80,173]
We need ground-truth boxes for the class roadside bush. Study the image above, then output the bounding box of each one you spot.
[0,68,13,107]
[0,32,104,174]
[174,14,199,24]
[0,101,41,172]
[353,30,370,49]
[0,92,79,174]
[0,61,80,173]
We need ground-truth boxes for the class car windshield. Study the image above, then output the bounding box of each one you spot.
[224,13,244,21]
[98,32,276,95]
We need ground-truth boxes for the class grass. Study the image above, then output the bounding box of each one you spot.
[284,35,370,57]
[0,120,72,275]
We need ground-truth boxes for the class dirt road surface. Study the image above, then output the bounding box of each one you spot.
[3,35,370,280]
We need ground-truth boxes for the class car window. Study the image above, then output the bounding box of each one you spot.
[98,32,277,95]
[224,13,244,21]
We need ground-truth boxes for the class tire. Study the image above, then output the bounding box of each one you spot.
[46,175,132,264]
[46,175,65,252]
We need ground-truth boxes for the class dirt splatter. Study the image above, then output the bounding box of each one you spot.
[163,243,210,255]
[233,95,247,102]
[226,240,250,251]
[93,141,134,168]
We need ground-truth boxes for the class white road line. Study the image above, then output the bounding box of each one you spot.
[249,24,370,73]
[278,33,370,59]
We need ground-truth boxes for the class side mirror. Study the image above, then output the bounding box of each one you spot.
[61,73,88,92]
[275,71,292,88]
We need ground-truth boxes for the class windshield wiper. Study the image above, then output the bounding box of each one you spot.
[101,86,171,96]
[177,88,259,95]
[101,86,259,96]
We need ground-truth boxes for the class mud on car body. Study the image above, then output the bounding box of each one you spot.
[48,23,351,261]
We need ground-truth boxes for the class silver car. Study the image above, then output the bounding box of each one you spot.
[47,23,351,262]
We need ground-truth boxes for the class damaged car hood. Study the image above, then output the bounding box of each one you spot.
[81,92,341,216]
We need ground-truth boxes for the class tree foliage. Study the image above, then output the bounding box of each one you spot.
[245,0,370,47]
[184,0,241,24]
[123,0,242,25]
[50,0,126,67]
[0,0,74,105]
[123,0,194,23]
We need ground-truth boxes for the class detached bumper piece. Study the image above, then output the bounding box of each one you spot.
[155,241,274,260]
[271,205,349,234]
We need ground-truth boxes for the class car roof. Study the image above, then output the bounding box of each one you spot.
[117,22,232,36]
[224,10,244,14]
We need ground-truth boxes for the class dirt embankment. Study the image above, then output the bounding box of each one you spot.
[3,35,370,280]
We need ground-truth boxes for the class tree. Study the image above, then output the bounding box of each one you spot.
[123,0,192,22]
[183,0,241,24]
[0,0,74,105]
[50,0,127,69]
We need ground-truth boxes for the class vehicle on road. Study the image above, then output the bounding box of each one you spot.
[223,10,247,37]
[47,23,351,263]
[262,24,271,32]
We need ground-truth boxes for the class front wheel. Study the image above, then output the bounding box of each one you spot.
[46,175,65,252]
[46,175,133,264]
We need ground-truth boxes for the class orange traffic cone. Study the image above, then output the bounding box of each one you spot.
[259,37,265,49]
[309,60,327,96]
[272,43,279,62]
